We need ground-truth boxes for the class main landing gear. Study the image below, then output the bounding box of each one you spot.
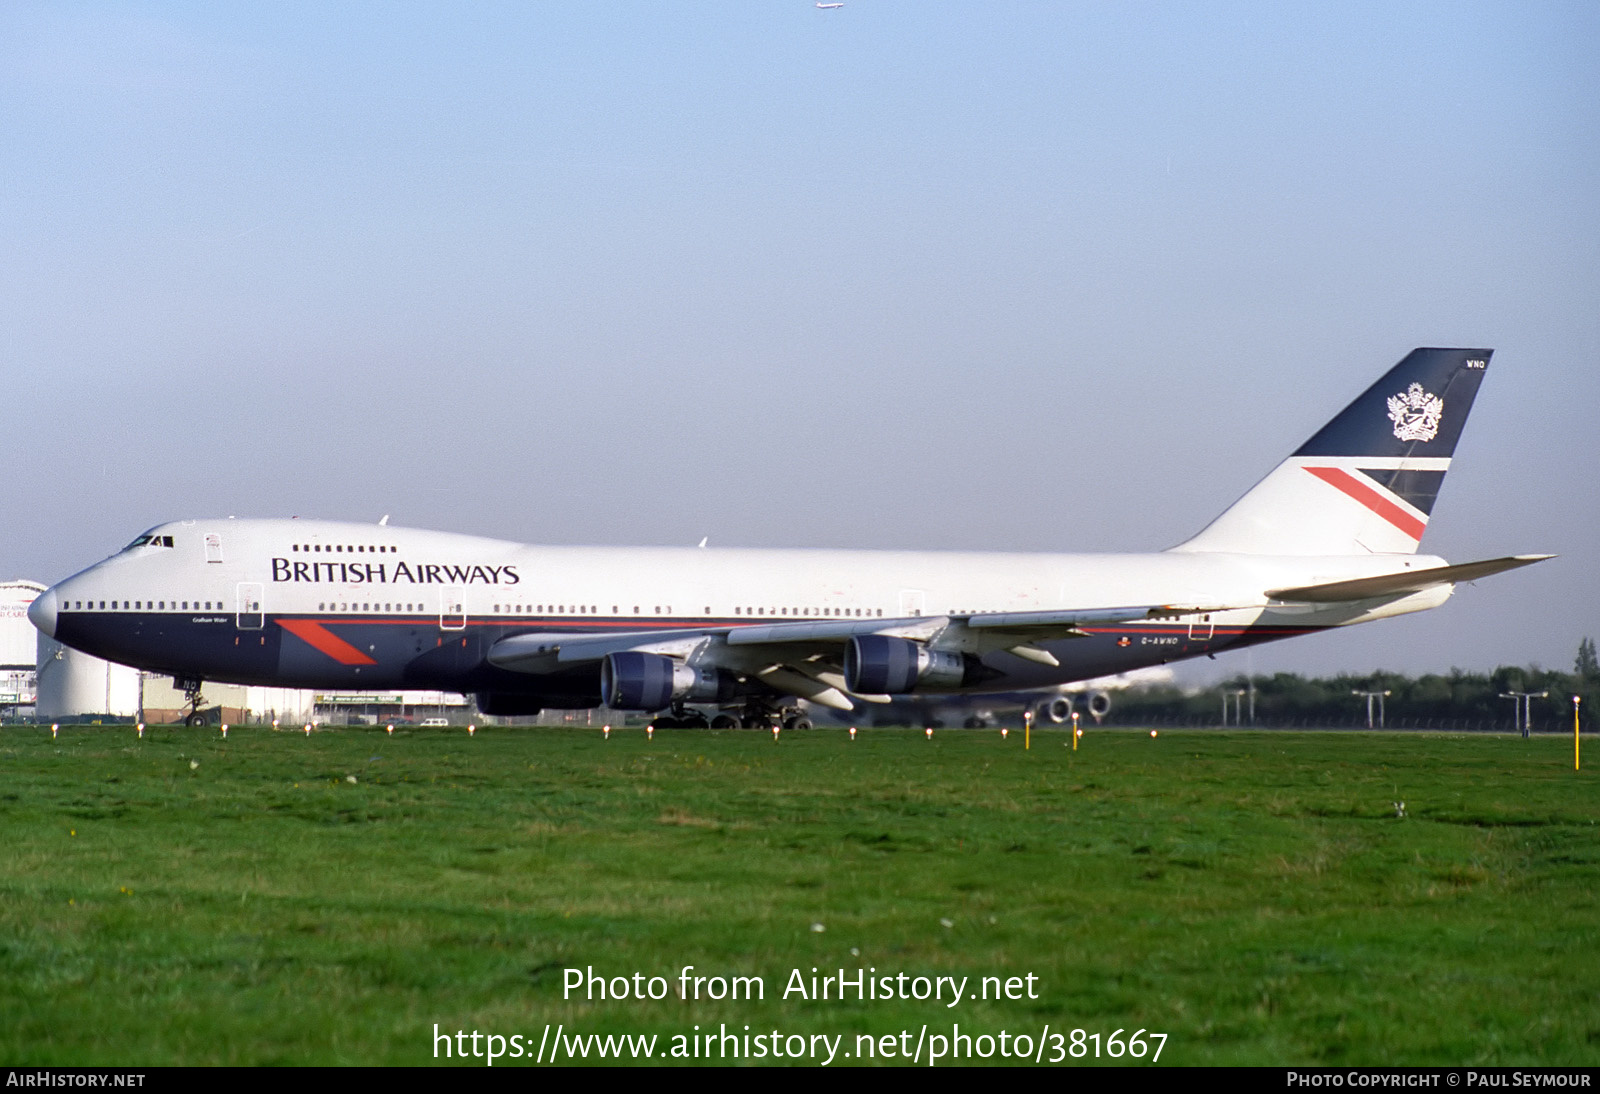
[729,701,811,731]
[647,700,813,732]
[648,702,710,730]
[175,676,209,727]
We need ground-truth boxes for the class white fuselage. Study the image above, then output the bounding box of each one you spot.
[33,517,1451,704]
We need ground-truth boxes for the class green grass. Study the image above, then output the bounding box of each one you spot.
[1,724,1597,1066]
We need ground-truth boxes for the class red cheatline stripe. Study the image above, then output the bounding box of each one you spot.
[278,618,378,665]
[1303,466,1426,541]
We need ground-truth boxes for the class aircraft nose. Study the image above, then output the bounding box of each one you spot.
[28,588,58,639]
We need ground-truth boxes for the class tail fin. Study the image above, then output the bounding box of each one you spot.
[1170,348,1492,555]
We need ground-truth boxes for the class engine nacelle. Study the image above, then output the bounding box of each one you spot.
[1085,690,1111,723]
[1037,695,1073,724]
[844,635,966,695]
[601,651,726,710]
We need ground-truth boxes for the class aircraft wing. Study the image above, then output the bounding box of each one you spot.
[1265,554,1553,603]
[486,627,719,673]
[484,603,1223,706]
[721,605,1182,647]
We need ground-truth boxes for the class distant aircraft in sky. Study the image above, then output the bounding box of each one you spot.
[30,349,1549,729]
[816,3,844,9]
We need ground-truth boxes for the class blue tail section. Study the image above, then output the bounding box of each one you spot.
[1172,348,1492,555]
[1294,348,1491,460]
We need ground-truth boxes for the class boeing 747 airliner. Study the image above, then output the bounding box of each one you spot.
[29,348,1549,728]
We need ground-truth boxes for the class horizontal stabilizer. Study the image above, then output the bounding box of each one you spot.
[1266,554,1553,603]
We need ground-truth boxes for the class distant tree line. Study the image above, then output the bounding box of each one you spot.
[1104,637,1600,732]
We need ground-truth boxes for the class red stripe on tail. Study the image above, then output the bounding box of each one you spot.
[1303,466,1426,541]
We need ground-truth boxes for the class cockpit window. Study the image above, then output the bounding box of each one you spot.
[124,534,174,550]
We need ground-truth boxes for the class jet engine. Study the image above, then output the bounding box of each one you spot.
[844,635,966,695]
[1086,690,1111,723]
[601,651,727,710]
[1036,695,1074,724]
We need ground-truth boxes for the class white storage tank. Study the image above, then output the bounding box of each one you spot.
[2,581,45,712]
[36,634,141,720]
[1,581,44,671]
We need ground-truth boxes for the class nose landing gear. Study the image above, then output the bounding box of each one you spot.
[175,676,210,727]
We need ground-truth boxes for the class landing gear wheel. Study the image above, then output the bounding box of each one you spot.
[782,715,813,731]
[710,713,739,729]
[740,714,772,730]
[175,676,207,728]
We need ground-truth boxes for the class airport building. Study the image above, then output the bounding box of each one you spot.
[135,678,471,726]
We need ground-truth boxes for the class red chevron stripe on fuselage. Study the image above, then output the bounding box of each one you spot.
[278,618,378,665]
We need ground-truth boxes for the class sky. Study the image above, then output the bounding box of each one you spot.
[4,1,1597,685]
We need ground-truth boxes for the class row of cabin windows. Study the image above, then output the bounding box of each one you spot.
[481,604,883,618]
[292,543,395,554]
[735,606,881,618]
[71,600,218,611]
[317,603,428,612]
[68,599,888,619]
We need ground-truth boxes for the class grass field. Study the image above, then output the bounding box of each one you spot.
[2,723,1596,1066]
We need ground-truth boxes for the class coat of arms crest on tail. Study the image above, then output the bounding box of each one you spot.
[1387,382,1443,442]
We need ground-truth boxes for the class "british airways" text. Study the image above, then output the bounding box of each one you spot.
[270,559,520,585]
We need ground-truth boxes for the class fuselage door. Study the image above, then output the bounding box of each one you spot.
[440,587,466,631]
[205,533,224,563]
[1187,613,1214,641]
[899,589,926,617]
[236,582,264,630]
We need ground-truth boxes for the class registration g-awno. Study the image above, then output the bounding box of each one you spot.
[30,349,1549,729]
